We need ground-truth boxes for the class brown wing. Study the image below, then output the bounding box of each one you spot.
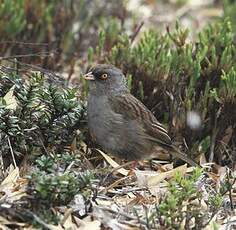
[109,93,200,167]
[109,93,172,147]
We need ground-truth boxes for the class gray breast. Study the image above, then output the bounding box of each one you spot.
[87,94,154,160]
[88,95,122,148]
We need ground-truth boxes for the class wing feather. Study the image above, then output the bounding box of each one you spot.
[108,93,200,167]
[109,93,172,146]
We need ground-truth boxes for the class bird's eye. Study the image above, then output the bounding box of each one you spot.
[100,73,108,80]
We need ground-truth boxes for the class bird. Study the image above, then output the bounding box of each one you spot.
[83,64,199,167]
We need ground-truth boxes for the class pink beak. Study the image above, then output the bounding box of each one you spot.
[83,71,95,81]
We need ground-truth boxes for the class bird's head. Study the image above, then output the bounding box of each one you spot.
[83,64,128,95]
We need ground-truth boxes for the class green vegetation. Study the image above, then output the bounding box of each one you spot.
[154,169,222,229]
[26,153,95,225]
[0,71,85,168]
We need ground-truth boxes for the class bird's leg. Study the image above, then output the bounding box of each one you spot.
[149,159,155,171]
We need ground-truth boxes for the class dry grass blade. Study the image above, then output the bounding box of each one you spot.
[96,149,129,176]
[0,166,27,203]
[135,164,188,187]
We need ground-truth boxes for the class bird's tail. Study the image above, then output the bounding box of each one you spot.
[169,146,200,167]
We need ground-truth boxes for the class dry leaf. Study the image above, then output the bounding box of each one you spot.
[0,166,27,202]
[199,152,207,164]
[62,214,80,230]
[74,216,101,230]
[97,149,129,176]
[135,164,188,187]
[3,85,18,110]
[0,166,19,188]
[0,215,27,228]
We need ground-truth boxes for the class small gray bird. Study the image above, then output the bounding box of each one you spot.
[84,64,199,167]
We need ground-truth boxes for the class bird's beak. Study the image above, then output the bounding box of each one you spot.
[83,71,95,81]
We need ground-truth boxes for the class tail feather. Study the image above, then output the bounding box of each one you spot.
[149,137,200,167]
[169,146,200,167]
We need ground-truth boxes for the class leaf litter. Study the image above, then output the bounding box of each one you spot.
[0,147,235,229]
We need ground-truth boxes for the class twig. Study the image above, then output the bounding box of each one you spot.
[64,161,75,173]
[25,210,54,230]
[110,161,135,174]
[0,153,4,178]
[99,175,132,194]
[221,176,236,196]
[95,205,147,225]
[98,160,135,189]
[0,41,49,46]
[7,137,17,168]
[209,108,220,162]
[3,59,62,81]
[209,127,218,163]
[226,168,234,211]
[130,21,144,44]
[0,52,55,61]
[39,136,51,157]
[105,187,148,195]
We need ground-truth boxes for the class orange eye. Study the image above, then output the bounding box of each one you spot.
[100,73,108,80]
